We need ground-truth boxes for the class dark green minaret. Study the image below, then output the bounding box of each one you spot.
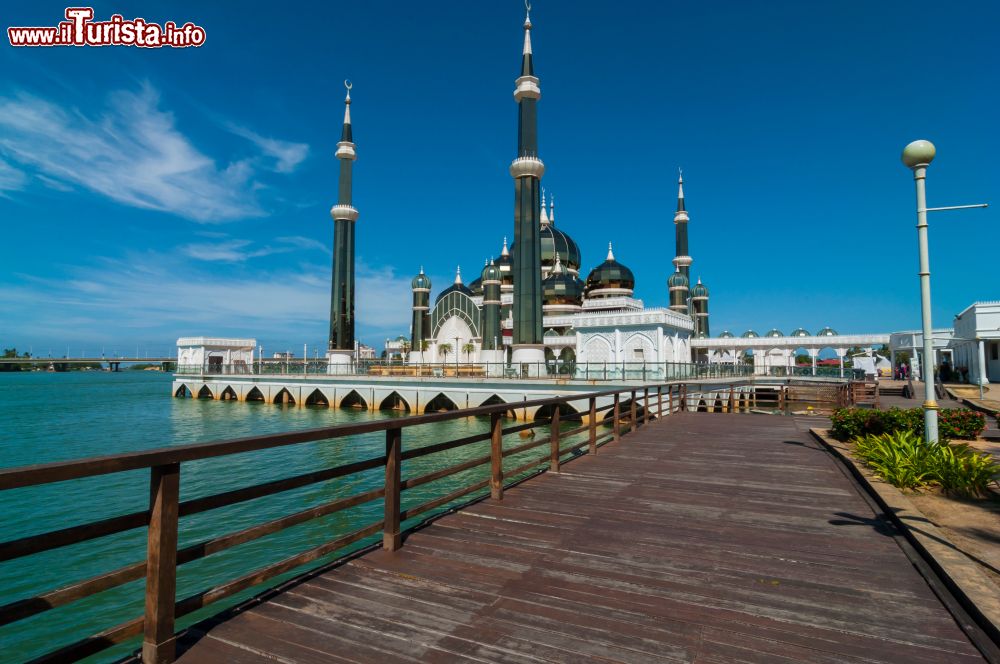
[410,268,431,360]
[481,260,502,352]
[510,6,546,367]
[672,170,692,313]
[668,267,689,313]
[691,279,710,338]
[328,81,359,355]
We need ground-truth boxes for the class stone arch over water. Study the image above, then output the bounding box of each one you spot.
[339,390,367,410]
[220,385,238,401]
[272,388,295,406]
[424,393,458,412]
[378,391,411,413]
[304,388,329,407]
[196,385,214,399]
[245,386,265,402]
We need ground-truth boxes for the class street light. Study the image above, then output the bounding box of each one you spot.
[901,140,989,444]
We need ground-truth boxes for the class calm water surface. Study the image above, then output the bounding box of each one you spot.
[0,371,586,663]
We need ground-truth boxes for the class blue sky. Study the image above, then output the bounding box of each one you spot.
[1,1,997,357]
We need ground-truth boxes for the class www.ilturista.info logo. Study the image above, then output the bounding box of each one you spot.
[8,7,206,48]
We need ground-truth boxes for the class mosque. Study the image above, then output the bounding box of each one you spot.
[402,8,710,378]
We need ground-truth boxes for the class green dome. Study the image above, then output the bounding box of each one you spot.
[765,328,783,338]
[816,326,838,336]
[741,330,759,338]
[542,256,584,306]
[718,330,735,338]
[481,261,502,283]
[667,270,689,288]
[492,238,514,286]
[585,244,635,296]
[411,270,431,290]
[511,225,582,274]
[435,267,473,304]
[791,328,810,337]
[691,279,709,298]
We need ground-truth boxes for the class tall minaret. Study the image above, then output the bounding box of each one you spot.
[328,80,360,369]
[410,268,431,363]
[481,260,503,367]
[671,170,692,309]
[509,3,546,370]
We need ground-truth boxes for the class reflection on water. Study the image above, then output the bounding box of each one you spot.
[0,371,590,663]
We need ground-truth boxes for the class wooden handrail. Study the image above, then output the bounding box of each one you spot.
[1,378,845,663]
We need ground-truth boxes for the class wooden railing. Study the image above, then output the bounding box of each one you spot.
[0,379,855,663]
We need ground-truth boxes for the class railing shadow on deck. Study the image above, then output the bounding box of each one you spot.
[0,378,863,663]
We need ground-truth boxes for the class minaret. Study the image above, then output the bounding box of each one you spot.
[481,260,503,369]
[671,170,692,307]
[328,80,360,370]
[540,189,549,226]
[509,4,546,371]
[691,278,710,338]
[668,267,689,313]
[410,267,431,363]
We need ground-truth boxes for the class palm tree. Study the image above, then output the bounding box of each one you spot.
[462,342,475,363]
[420,340,429,364]
[400,340,410,362]
[438,343,452,365]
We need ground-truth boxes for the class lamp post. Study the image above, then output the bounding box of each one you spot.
[902,139,940,443]
[902,140,989,444]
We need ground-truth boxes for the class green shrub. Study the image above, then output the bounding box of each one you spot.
[853,431,999,497]
[830,407,985,443]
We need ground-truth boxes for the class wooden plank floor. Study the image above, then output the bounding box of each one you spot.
[176,413,986,663]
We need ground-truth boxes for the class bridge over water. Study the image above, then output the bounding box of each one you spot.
[0,383,995,663]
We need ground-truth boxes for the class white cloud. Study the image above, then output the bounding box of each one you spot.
[0,157,27,192]
[226,124,309,174]
[0,84,305,222]
[0,252,415,348]
[179,236,330,262]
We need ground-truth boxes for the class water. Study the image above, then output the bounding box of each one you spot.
[0,371,587,663]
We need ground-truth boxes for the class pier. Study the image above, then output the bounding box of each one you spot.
[1,381,995,663]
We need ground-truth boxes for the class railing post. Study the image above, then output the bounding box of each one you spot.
[729,385,735,413]
[549,406,561,472]
[668,385,674,414]
[143,463,180,664]
[681,383,687,412]
[490,412,504,500]
[656,386,663,418]
[383,426,402,551]
[643,388,650,424]
[613,394,621,441]
[630,391,637,432]
[588,397,597,455]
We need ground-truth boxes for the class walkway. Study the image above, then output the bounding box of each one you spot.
[176,414,987,663]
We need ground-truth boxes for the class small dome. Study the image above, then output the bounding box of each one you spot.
[542,255,584,307]
[791,328,810,337]
[585,243,635,297]
[540,224,581,273]
[816,326,838,336]
[435,266,473,303]
[691,278,709,298]
[667,269,689,288]
[718,330,735,338]
[765,328,783,338]
[481,260,502,283]
[741,330,759,338]
[411,269,431,291]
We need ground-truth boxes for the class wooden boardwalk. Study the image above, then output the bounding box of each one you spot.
[176,413,986,663]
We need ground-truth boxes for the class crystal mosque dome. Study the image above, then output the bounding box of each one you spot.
[741,330,759,338]
[542,254,584,308]
[816,326,838,336]
[765,328,783,338]
[667,269,689,289]
[718,330,735,338]
[435,266,473,304]
[481,260,502,283]
[791,328,810,337]
[411,269,431,291]
[585,243,635,297]
[691,279,709,298]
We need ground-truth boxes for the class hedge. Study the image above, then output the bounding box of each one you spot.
[830,407,986,443]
